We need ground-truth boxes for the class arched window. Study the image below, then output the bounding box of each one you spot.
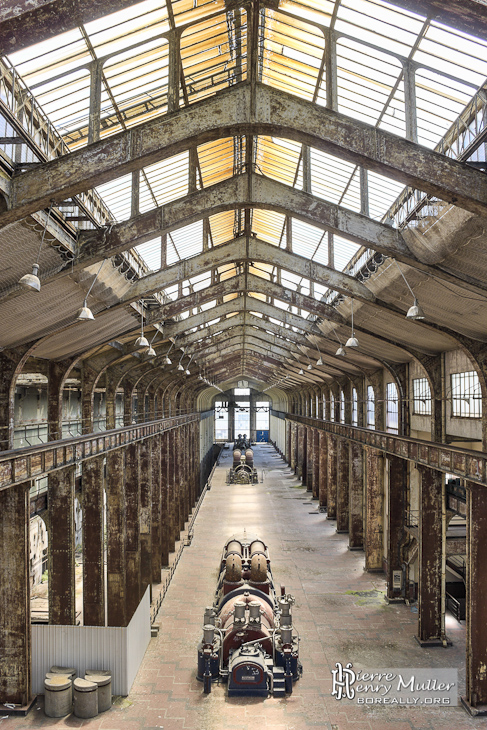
[340,391,345,423]
[330,393,335,422]
[386,382,399,433]
[352,388,358,426]
[366,386,375,429]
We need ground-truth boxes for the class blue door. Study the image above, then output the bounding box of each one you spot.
[256,430,269,442]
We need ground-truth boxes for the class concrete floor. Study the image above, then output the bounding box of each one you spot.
[8,443,486,729]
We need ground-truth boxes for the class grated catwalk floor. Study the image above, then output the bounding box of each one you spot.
[10,443,484,729]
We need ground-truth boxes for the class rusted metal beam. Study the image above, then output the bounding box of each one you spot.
[4,83,487,227]
[0,414,198,491]
[125,235,372,304]
[288,413,487,487]
[153,272,345,324]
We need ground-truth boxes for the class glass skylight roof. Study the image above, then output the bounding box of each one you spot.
[3,0,487,375]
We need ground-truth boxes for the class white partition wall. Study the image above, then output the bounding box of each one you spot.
[32,587,150,696]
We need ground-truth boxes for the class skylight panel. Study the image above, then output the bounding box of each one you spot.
[415,69,473,149]
[310,148,357,205]
[166,220,203,266]
[134,237,164,272]
[367,171,405,221]
[251,209,286,246]
[139,151,189,212]
[8,29,88,80]
[333,234,361,271]
[96,173,132,222]
[291,218,325,260]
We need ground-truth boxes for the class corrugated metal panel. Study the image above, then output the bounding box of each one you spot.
[32,588,150,696]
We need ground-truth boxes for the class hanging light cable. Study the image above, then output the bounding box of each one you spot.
[76,259,106,321]
[19,203,54,291]
[394,260,426,320]
[345,298,359,347]
[134,300,149,348]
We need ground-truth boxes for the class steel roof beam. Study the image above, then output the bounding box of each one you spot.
[4,83,487,227]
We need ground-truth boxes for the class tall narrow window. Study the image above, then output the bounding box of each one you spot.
[215,401,229,440]
[386,382,399,433]
[330,393,335,422]
[413,377,431,415]
[451,371,482,418]
[340,391,345,423]
[366,386,375,428]
[352,388,358,426]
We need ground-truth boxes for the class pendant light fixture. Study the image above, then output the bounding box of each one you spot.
[76,259,105,321]
[177,349,185,371]
[345,299,359,348]
[134,300,149,349]
[332,330,346,356]
[395,261,426,320]
[315,340,324,366]
[19,203,54,291]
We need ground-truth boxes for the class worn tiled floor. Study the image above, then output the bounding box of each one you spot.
[7,443,485,729]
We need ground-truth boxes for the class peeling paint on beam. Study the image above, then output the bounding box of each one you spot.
[4,84,487,227]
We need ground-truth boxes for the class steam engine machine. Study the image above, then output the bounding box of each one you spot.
[197,536,302,697]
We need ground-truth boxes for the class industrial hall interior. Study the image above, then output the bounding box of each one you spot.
[3,0,487,727]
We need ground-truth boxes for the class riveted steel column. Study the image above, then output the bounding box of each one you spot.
[365,448,383,572]
[286,420,291,464]
[312,428,320,499]
[182,425,189,524]
[105,379,117,431]
[318,430,327,508]
[106,449,126,626]
[465,480,487,709]
[139,437,152,599]
[47,361,64,441]
[336,438,349,533]
[82,455,105,626]
[349,442,364,550]
[387,455,407,601]
[327,433,337,520]
[417,466,444,645]
[305,427,313,491]
[168,429,178,549]
[81,364,97,435]
[290,423,297,472]
[124,442,140,621]
[0,481,31,705]
[48,466,75,624]
[151,434,162,582]
[177,427,185,531]
[296,425,304,479]
[161,431,170,564]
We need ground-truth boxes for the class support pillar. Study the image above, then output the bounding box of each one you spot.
[0,481,31,705]
[336,439,349,533]
[417,466,445,646]
[296,425,304,479]
[326,433,337,520]
[290,424,297,472]
[124,442,140,622]
[139,438,152,599]
[168,429,178,549]
[286,420,291,465]
[318,430,327,508]
[47,361,65,441]
[160,432,170,564]
[349,442,364,550]
[364,448,383,572]
[106,449,126,626]
[464,480,487,713]
[386,456,406,602]
[305,427,313,491]
[151,434,162,582]
[311,429,319,499]
[82,455,105,626]
[48,467,76,624]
